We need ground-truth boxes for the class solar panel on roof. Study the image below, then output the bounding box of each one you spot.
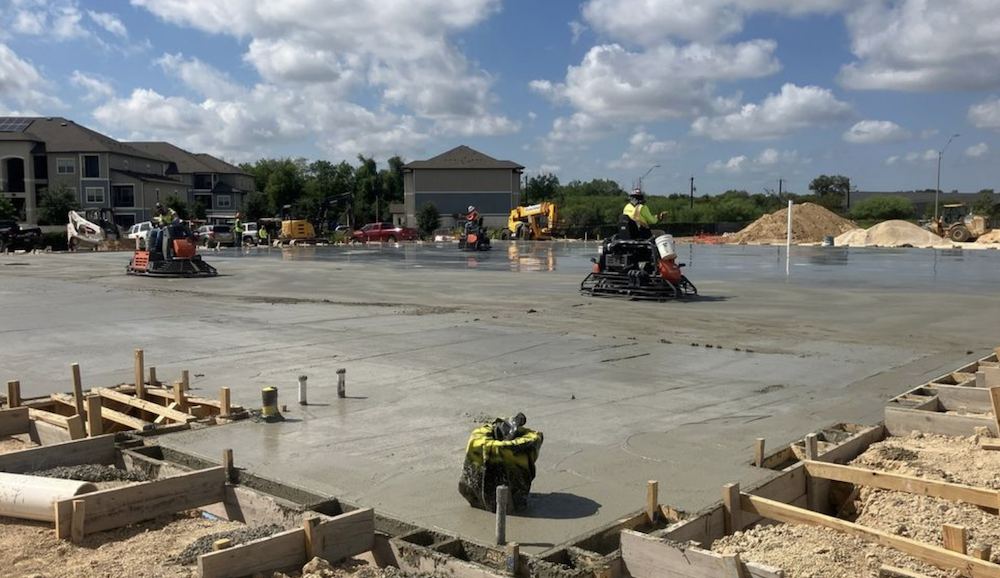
[0,118,32,132]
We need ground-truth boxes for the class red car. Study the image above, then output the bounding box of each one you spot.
[351,222,418,243]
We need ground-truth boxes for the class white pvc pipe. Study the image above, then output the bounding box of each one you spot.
[786,200,793,276]
[0,472,98,522]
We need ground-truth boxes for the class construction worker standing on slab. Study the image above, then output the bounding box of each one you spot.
[258,223,269,245]
[234,212,244,247]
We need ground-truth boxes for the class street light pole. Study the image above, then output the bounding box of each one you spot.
[934,133,960,223]
[637,164,660,191]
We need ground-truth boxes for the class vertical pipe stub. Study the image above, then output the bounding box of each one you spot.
[298,375,308,405]
[261,387,280,421]
[337,368,346,398]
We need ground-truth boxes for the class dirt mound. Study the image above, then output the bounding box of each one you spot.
[729,203,859,244]
[977,229,1000,244]
[834,220,943,247]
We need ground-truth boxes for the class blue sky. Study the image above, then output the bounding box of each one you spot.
[1,0,998,197]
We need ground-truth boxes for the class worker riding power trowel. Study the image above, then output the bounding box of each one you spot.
[127,204,217,277]
[459,413,542,512]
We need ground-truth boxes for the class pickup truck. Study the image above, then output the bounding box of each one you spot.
[350,222,418,243]
[0,220,43,252]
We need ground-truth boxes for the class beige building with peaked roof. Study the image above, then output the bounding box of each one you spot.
[402,145,523,229]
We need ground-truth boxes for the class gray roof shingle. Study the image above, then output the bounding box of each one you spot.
[403,145,523,170]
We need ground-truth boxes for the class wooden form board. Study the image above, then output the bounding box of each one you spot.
[28,418,72,445]
[740,494,1000,578]
[0,406,29,436]
[885,406,997,437]
[54,466,226,539]
[802,460,1000,510]
[27,408,86,439]
[919,385,994,413]
[621,529,784,578]
[198,508,375,578]
[391,540,508,578]
[0,434,115,473]
[94,388,195,423]
[50,393,152,431]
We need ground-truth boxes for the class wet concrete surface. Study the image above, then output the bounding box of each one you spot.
[1,241,998,551]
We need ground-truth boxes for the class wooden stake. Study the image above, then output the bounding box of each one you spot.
[646,480,659,524]
[971,544,992,561]
[219,387,231,416]
[805,433,819,460]
[6,380,20,408]
[304,515,320,560]
[506,542,520,576]
[723,483,742,535]
[981,441,1000,452]
[66,414,87,440]
[181,370,190,393]
[222,448,234,484]
[85,395,103,437]
[148,366,157,387]
[722,553,748,578]
[496,485,509,545]
[754,438,765,467]
[990,386,1000,440]
[173,381,188,412]
[134,349,145,400]
[943,524,968,555]
[71,363,85,417]
[71,499,85,543]
[212,538,232,551]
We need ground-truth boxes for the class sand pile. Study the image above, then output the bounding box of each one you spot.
[729,203,859,244]
[977,229,1000,244]
[834,220,943,248]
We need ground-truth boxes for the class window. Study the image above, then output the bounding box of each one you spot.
[114,213,136,228]
[123,160,129,170]
[56,158,75,174]
[83,155,100,178]
[33,156,47,180]
[194,173,213,189]
[85,187,104,204]
[112,185,134,207]
[217,195,232,208]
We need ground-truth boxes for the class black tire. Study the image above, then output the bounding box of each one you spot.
[500,229,511,240]
[386,235,396,243]
[948,225,970,243]
[0,238,6,253]
[517,225,530,241]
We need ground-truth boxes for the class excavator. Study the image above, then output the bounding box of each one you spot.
[67,209,127,251]
[500,202,561,240]
[929,204,992,242]
[278,193,354,245]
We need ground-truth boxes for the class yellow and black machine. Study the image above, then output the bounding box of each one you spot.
[458,413,542,512]
[277,193,354,245]
[930,203,992,242]
[500,202,561,240]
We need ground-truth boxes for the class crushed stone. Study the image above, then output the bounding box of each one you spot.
[729,203,859,244]
[30,464,149,483]
[173,524,286,565]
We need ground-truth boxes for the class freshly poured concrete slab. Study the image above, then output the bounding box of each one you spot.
[1,243,998,551]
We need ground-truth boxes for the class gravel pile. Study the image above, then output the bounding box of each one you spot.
[729,203,859,244]
[173,524,286,565]
[834,220,943,247]
[30,464,149,483]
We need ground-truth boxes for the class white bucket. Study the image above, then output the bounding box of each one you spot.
[655,234,676,260]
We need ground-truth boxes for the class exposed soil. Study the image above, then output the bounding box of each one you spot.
[729,203,859,244]
[976,229,1000,244]
[0,511,247,578]
[263,557,435,578]
[0,433,36,454]
[850,432,1000,489]
[713,524,952,578]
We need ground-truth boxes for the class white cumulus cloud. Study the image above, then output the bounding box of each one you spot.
[87,11,127,38]
[69,70,114,101]
[0,43,63,112]
[969,97,1000,131]
[608,129,679,169]
[842,120,910,144]
[965,143,989,158]
[707,147,799,173]
[691,83,853,141]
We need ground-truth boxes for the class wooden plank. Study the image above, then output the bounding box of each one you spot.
[802,460,1000,510]
[312,508,375,562]
[174,381,188,412]
[222,449,234,484]
[149,366,158,387]
[648,480,659,524]
[213,538,232,551]
[621,529,784,578]
[927,385,994,413]
[943,524,967,555]
[95,388,194,423]
[134,349,145,399]
[54,466,225,538]
[53,393,152,431]
[805,434,818,460]
[198,527,306,578]
[813,425,886,465]
[304,516,319,560]
[85,395,103,436]
[66,415,86,440]
[723,483,742,535]
[741,494,1000,578]
[885,406,997,437]
[979,367,1000,388]
[972,545,992,561]
[29,419,72,445]
[880,567,935,578]
[0,434,115,473]
[990,387,1000,438]
[0,407,29,436]
[29,407,77,429]
[71,363,85,417]
[153,402,180,425]
[6,380,20,408]
[982,441,1000,451]
[71,500,86,543]
[182,370,190,392]
[754,439,765,468]
[220,387,231,415]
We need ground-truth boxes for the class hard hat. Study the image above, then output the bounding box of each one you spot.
[630,188,643,197]
[154,202,164,209]
[468,205,476,213]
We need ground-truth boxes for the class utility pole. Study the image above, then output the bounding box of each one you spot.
[778,178,785,200]
[689,176,695,210]
[935,133,960,223]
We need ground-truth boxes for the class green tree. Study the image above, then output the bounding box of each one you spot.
[0,194,17,221]
[525,173,560,204]
[972,189,998,218]
[165,194,190,220]
[264,159,306,214]
[807,174,850,211]
[848,196,914,221]
[416,202,440,238]
[241,191,270,222]
[37,185,79,225]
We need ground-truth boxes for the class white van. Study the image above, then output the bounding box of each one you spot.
[127,221,152,249]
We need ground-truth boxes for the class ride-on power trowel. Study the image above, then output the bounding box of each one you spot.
[127,222,217,277]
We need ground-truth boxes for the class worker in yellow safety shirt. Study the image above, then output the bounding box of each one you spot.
[152,202,179,227]
[258,224,269,244]
[623,188,658,239]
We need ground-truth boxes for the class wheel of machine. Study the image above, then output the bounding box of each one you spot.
[500,229,511,241]
[948,225,970,243]
[386,235,397,243]
[68,237,78,252]
[0,238,6,253]
[517,225,530,241]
